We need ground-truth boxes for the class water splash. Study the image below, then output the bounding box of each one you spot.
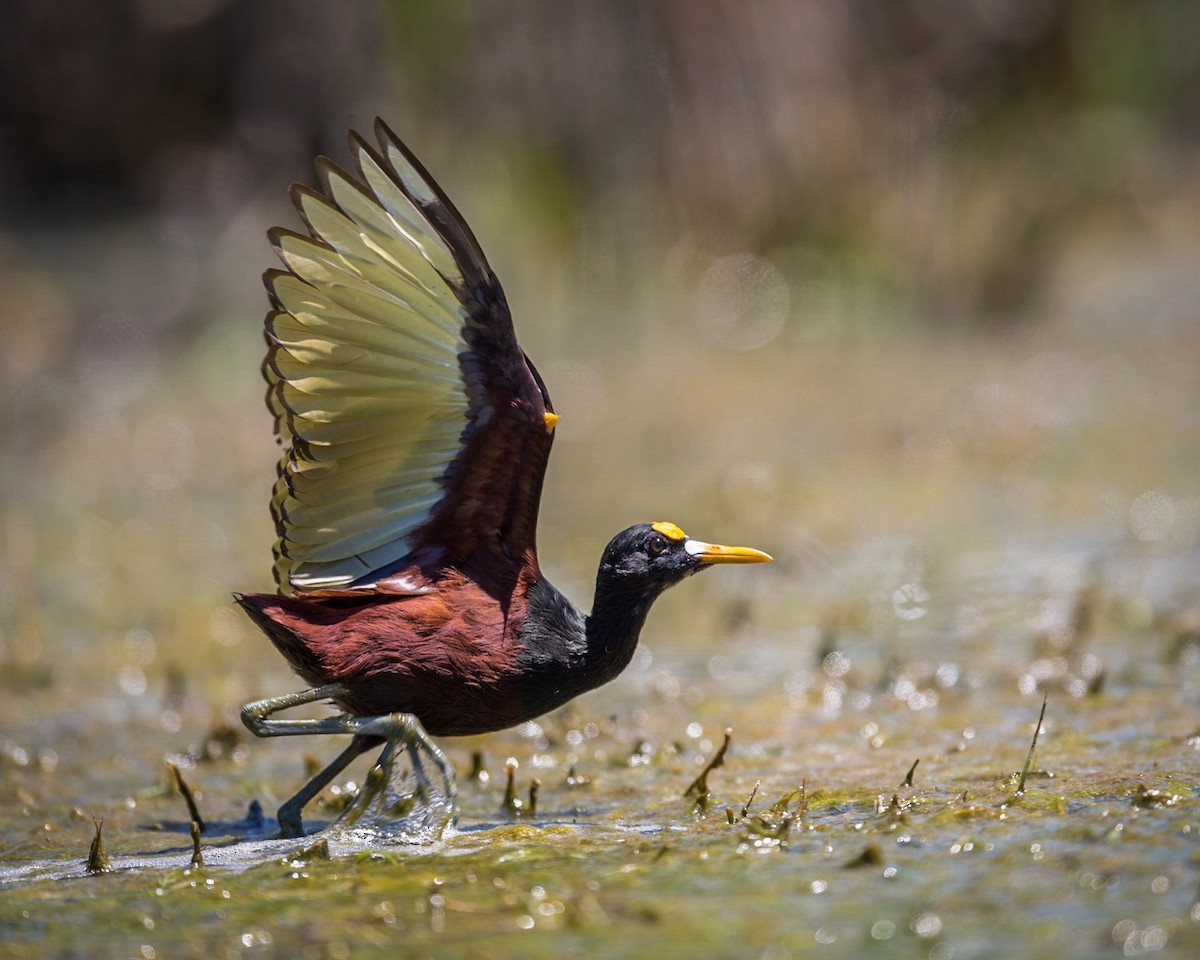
[327,738,458,845]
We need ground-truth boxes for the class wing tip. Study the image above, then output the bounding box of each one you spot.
[367,121,492,286]
[313,153,377,209]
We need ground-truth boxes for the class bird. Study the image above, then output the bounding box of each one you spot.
[237,119,772,838]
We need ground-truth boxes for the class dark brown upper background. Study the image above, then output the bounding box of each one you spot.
[6,0,1199,334]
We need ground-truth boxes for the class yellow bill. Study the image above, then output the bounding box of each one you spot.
[685,540,773,564]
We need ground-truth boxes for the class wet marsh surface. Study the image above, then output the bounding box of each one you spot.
[3,263,1200,957]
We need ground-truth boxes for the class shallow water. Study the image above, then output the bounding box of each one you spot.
[2,250,1199,957]
[3,519,1198,958]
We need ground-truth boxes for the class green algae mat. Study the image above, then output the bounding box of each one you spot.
[3,323,1198,958]
[4,529,1198,959]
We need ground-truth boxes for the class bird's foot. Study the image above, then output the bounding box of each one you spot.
[240,686,457,841]
[331,713,458,843]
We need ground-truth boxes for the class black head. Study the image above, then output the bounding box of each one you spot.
[598,522,772,598]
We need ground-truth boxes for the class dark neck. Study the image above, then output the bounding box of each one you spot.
[583,573,660,685]
[517,572,658,708]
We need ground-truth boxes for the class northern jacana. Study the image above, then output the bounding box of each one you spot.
[238,120,772,838]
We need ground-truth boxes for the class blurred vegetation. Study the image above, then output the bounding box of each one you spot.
[2,0,1198,721]
[5,1,1200,328]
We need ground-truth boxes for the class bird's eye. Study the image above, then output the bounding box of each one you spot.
[647,534,668,556]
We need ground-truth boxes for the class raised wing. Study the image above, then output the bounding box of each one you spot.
[264,120,555,592]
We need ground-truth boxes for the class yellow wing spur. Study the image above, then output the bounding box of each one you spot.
[263,121,552,592]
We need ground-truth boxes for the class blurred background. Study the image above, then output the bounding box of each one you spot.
[2,0,1199,764]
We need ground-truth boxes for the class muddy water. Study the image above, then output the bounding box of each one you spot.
[2,286,1199,957]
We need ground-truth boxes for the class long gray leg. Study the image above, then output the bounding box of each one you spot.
[275,735,376,838]
[241,685,457,838]
[242,684,366,837]
[241,683,354,739]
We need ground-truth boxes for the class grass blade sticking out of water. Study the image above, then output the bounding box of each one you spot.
[740,779,761,819]
[742,782,806,845]
[903,758,920,788]
[189,820,204,868]
[684,728,732,812]
[168,761,205,832]
[1016,695,1049,796]
[727,779,763,824]
[501,757,521,817]
[85,816,111,875]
